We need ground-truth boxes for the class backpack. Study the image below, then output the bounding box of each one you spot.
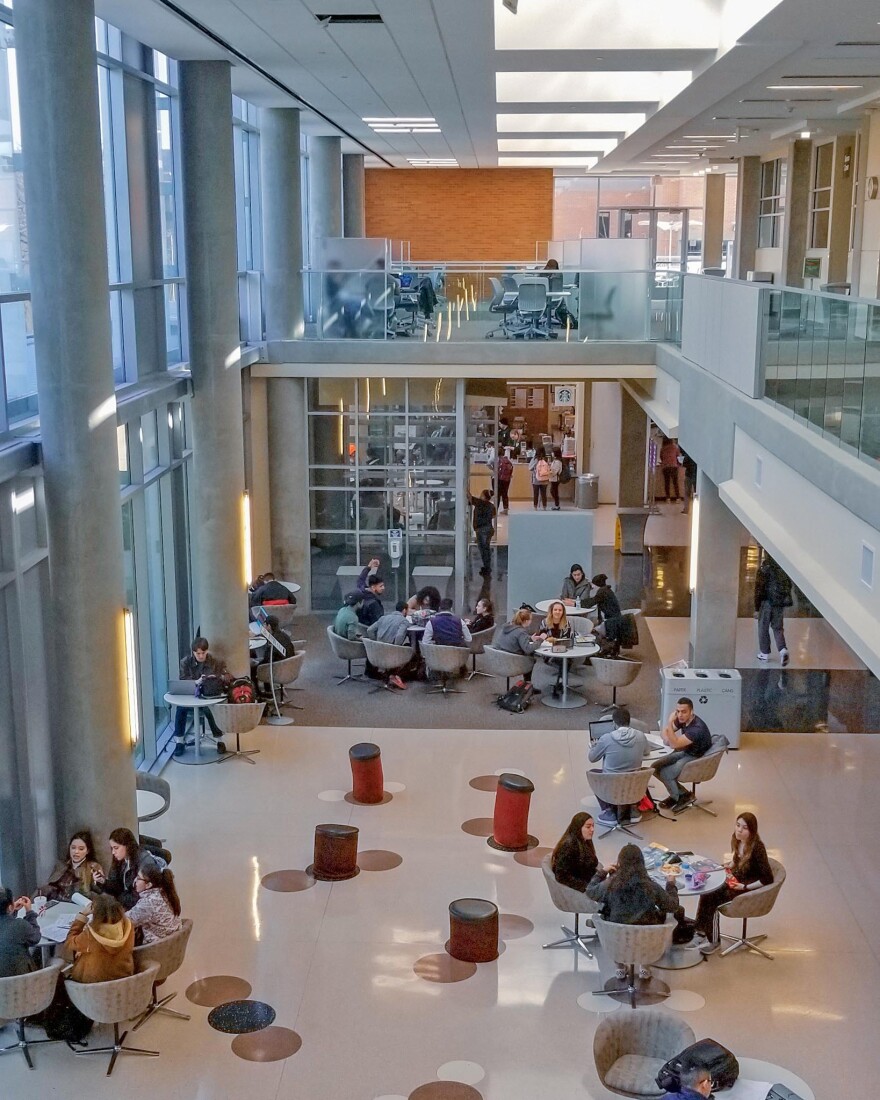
[535,458,551,483]
[656,1039,740,1093]
[497,455,514,481]
[496,679,535,714]
[559,460,572,484]
[766,1088,807,1100]
[228,677,256,704]
[196,674,227,699]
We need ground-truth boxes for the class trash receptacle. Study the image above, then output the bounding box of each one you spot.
[576,473,599,509]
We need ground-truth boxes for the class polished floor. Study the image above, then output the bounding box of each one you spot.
[4,722,879,1098]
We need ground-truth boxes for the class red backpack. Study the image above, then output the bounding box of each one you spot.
[497,455,514,481]
[228,677,256,704]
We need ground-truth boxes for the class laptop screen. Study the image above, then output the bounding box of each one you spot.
[589,718,616,742]
[398,273,414,289]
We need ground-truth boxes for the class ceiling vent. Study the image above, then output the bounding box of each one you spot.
[835,41,880,47]
[315,13,383,25]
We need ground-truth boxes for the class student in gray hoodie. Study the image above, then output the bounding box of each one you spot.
[588,706,649,826]
[495,608,546,687]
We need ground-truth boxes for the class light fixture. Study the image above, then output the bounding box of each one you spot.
[338,398,344,456]
[241,491,252,588]
[688,496,700,592]
[800,130,811,139]
[767,84,861,90]
[498,156,598,167]
[123,608,140,747]
[11,486,35,514]
[364,117,441,134]
[407,157,458,167]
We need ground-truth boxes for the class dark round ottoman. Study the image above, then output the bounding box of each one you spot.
[349,742,384,804]
[307,824,360,881]
[447,898,499,963]
[488,772,535,851]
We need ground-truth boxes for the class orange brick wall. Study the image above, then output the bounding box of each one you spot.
[365,168,553,261]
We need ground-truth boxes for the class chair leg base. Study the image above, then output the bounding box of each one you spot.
[467,670,492,680]
[542,924,595,959]
[132,990,191,1032]
[595,821,643,841]
[74,1024,159,1076]
[719,933,772,959]
[337,673,368,685]
[594,969,670,1009]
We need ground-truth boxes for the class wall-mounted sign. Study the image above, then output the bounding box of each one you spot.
[552,385,575,407]
[802,257,822,280]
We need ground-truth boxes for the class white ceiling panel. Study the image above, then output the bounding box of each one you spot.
[497,112,647,134]
[498,138,618,154]
[496,71,692,105]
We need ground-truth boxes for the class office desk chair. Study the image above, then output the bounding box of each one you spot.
[516,279,550,339]
[485,276,521,339]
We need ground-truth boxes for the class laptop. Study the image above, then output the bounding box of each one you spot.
[168,679,197,696]
[588,718,616,742]
[398,272,415,290]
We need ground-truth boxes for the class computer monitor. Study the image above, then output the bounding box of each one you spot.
[588,718,615,742]
[398,272,415,290]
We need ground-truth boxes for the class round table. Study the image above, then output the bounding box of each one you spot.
[536,640,599,708]
[164,693,222,766]
[646,858,727,970]
[281,581,301,594]
[535,599,595,616]
[136,789,166,820]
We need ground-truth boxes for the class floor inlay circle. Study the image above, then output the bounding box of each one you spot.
[231,1026,302,1061]
[344,790,393,805]
[437,1061,485,1085]
[499,914,534,939]
[413,953,477,984]
[663,989,706,1011]
[409,1083,483,1099]
[185,975,252,1007]
[460,817,494,837]
[317,789,347,801]
[358,849,404,871]
[207,999,276,1035]
[513,846,553,868]
[260,869,316,892]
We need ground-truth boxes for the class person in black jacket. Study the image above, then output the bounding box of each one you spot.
[356,559,386,627]
[696,812,774,953]
[551,813,608,892]
[754,555,792,666]
[0,887,40,977]
[249,572,296,608]
[584,574,622,629]
[96,828,164,912]
[469,489,496,576]
[173,637,225,754]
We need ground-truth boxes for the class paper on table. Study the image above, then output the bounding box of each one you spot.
[42,913,78,943]
[70,892,91,908]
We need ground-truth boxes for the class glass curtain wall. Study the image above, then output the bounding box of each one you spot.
[308,378,458,610]
[232,96,263,344]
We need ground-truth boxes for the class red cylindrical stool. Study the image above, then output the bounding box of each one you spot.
[488,772,535,852]
[307,824,360,881]
[349,742,384,804]
[447,898,499,963]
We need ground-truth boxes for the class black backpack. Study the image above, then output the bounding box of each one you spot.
[766,1087,807,1100]
[496,679,535,714]
[657,1038,739,1093]
[196,674,227,699]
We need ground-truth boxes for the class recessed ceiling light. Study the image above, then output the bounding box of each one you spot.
[364,117,441,135]
[766,84,861,90]
[800,130,811,139]
[497,156,598,167]
[682,134,735,139]
[498,137,617,153]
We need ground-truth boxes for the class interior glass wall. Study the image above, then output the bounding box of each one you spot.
[308,378,458,609]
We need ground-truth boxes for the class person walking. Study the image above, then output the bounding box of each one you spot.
[496,450,513,513]
[659,436,681,502]
[755,555,792,666]
[529,445,550,509]
[469,488,496,577]
[549,447,563,510]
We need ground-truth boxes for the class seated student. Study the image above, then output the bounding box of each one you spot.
[652,696,712,812]
[695,812,774,954]
[560,564,591,606]
[63,893,134,983]
[252,614,295,695]
[539,600,573,697]
[406,585,441,624]
[367,600,411,647]
[36,830,105,902]
[0,887,40,977]
[550,813,608,893]
[173,636,225,754]
[583,573,622,629]
[422,599,472,646]
[465,597,494,635]
[356,558,386,627]
[664,1066,712,1100]
[494,609,546,688]
[334,592,364,640]
[127,862,182,945]
[587,844,683,980]
[249,572,296,607]
[588,706,649,827]
[97,828,165,912]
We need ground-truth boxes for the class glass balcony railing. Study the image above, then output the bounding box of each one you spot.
[301,267,683,345]
[762,287,880,468]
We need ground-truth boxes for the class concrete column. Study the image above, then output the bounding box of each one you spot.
[179,61,248,675]
[308,136,343,255]
[343,154,366,237]
[855,114,880,296]
[267,378,311,610]
[618,389,648,507]
[782,139,812,288]
[16,0,136,854]
[703,172,725,269]
[828,134,856,285]
[733,156,760,280]
[260,108,304,340]
[688,471,741,668]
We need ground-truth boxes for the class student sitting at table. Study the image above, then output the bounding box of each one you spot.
[465,597,494,635]
[63,893,134,984]
[0,887,40,977]
[249,571,296,607]
[367,600,411,647]
[551,813,608,893]
[252,614,295,697]
[406,585,441,624]
[495,609,546,688]
[96,828,165,912]
[588,706,650,827]
[334,592,365,640]
[423,599,472,646]
[560,563,591,606]
[539,600,574,697]
[127,862,182,945]
[695,812,774,954]
[36,829,105,902]
[173,636,226,755]
[587,844,683,980]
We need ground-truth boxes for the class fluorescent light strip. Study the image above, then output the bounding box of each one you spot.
[497,111,646,134]
[498,156,598,167]
[682,134,736,139]
[363,117,436,122]
[498,137,617,153]
[766,84,861,90]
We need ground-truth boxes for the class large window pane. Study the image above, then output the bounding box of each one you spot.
[97,65,121,284]
[0,23,29,295]
[155,92,179,278]
[144,483,169,737]
[3,298,36,422]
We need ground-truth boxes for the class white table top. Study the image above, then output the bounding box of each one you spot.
[281,581,301,594]
[163,693,221,708]
[137,788,166,819]
[535,599,595,616]
[537,640,599,659]
[36,900,83,946]
[643,846,727,896]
